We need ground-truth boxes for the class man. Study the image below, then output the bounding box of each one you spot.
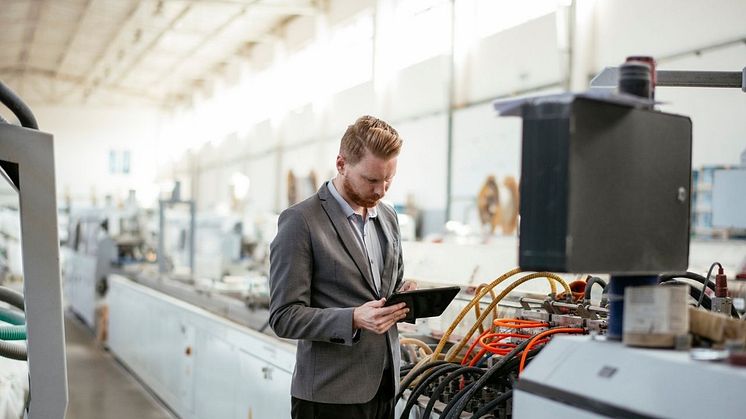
[269,115,415,419]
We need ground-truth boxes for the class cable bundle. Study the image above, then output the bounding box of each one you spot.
[397,268,579,418]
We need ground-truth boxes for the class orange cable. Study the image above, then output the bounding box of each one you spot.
[518,328,585,374]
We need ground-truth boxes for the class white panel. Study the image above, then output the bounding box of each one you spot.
[449,102,522,225]
[32,105,160,206]
[328,81,377,134]
[245,152,280,213]
[234,350,293,419]
[712,169,746,228]
[282,104,318,145]
[595,0,746,68]
[386,113,448,210]
[193,335,237,419]
[655,45,746,167]
[107,276,296,419]
[389,56,450,121]
[279,141,334,209]
[464,13,561,103]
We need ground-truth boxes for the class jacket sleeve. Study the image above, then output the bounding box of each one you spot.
[268,207,357,345]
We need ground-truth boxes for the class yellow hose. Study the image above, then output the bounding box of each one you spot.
[430,268,523,360]
[400,338,433,356]
[444,272,570,362]
[473,284,498,334]
[400,269,569,385]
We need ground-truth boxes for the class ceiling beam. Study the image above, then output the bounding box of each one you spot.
[76,0,145,98]
[54,0,95,78]
[17,0,46,73]
[158,0,318,16]
[0,66,163,104]
[150,4,251,87]
[94,3,194,99]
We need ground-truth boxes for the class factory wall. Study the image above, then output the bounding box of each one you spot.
[32,105,161,209]
[156,0,746,237]
[30,0,743,236]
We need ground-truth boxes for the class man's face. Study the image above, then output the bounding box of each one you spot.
[338,151,397,209]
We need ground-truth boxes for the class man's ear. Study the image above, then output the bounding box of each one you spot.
[336,154,345,174]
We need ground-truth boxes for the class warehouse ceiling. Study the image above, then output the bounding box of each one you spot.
[0,0,318,107]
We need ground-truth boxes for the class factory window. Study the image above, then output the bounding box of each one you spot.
[108,150,132,175]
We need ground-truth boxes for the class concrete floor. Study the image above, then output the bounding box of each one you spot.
[65,314,175,419]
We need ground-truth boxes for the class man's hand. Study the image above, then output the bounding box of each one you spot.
[353,299,409,334]
[398,280,417,293]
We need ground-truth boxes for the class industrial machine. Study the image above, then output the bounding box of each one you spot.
[392,62,746,419]
[0,81,67,418]
[63,210,117,330]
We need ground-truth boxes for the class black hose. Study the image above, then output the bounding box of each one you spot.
[0,287,24,311]
[471,389,514,419]
[0,339,27,360]
[0,81,38,129]
[660,278,738,318]
[400,363,461,419]
[439,381,477,418]
[422,366,484,419]
[396,360,449,402]
[659,271,713,292]
[444,337,534,418]
[698,263,721,308]
[584,276,607,300]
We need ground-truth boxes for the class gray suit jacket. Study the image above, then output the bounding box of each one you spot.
[269,182,404,404]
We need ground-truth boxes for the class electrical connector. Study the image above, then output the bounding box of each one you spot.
[712,267,733,315]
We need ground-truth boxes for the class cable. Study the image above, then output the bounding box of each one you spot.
[443,338,534,419]
[0,325,26,340]
[0,81,38,129]
[429,268,523,361]
[440,381,477,419]
[698,262,722,308]
[471,389,513,419]
[0,340,26,360]
[473,284,498,334]
[444,273,570,362]
[395,360,449,402]
[660,278,738,318]
[421,366,484,419]
[584,276,607,301]
[0,287,24,311]
[518,328,584,374]
[0,307,25,325]
[400,337,433,356]
[405,269,567,385]
[400,363,462,419]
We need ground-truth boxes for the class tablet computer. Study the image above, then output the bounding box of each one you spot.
[385,286,461,324]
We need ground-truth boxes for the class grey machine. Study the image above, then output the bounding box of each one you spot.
[0,81,68,417]
[503,65,746,418]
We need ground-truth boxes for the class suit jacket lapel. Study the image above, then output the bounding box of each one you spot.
[376,208,396,297]
[318,184,377,294]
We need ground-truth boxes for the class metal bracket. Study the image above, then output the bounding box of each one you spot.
[590,66,746,92]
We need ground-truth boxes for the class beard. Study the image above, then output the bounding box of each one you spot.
[342,176,382,208]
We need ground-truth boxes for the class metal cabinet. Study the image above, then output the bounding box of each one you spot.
[235,349,292,419]
[107,275,295,419]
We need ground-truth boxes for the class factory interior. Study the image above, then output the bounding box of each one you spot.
[0,0,745,418]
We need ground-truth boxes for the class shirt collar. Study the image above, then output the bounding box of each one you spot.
[327,179,378,219]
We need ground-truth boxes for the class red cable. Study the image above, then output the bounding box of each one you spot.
[518,328,585,375]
